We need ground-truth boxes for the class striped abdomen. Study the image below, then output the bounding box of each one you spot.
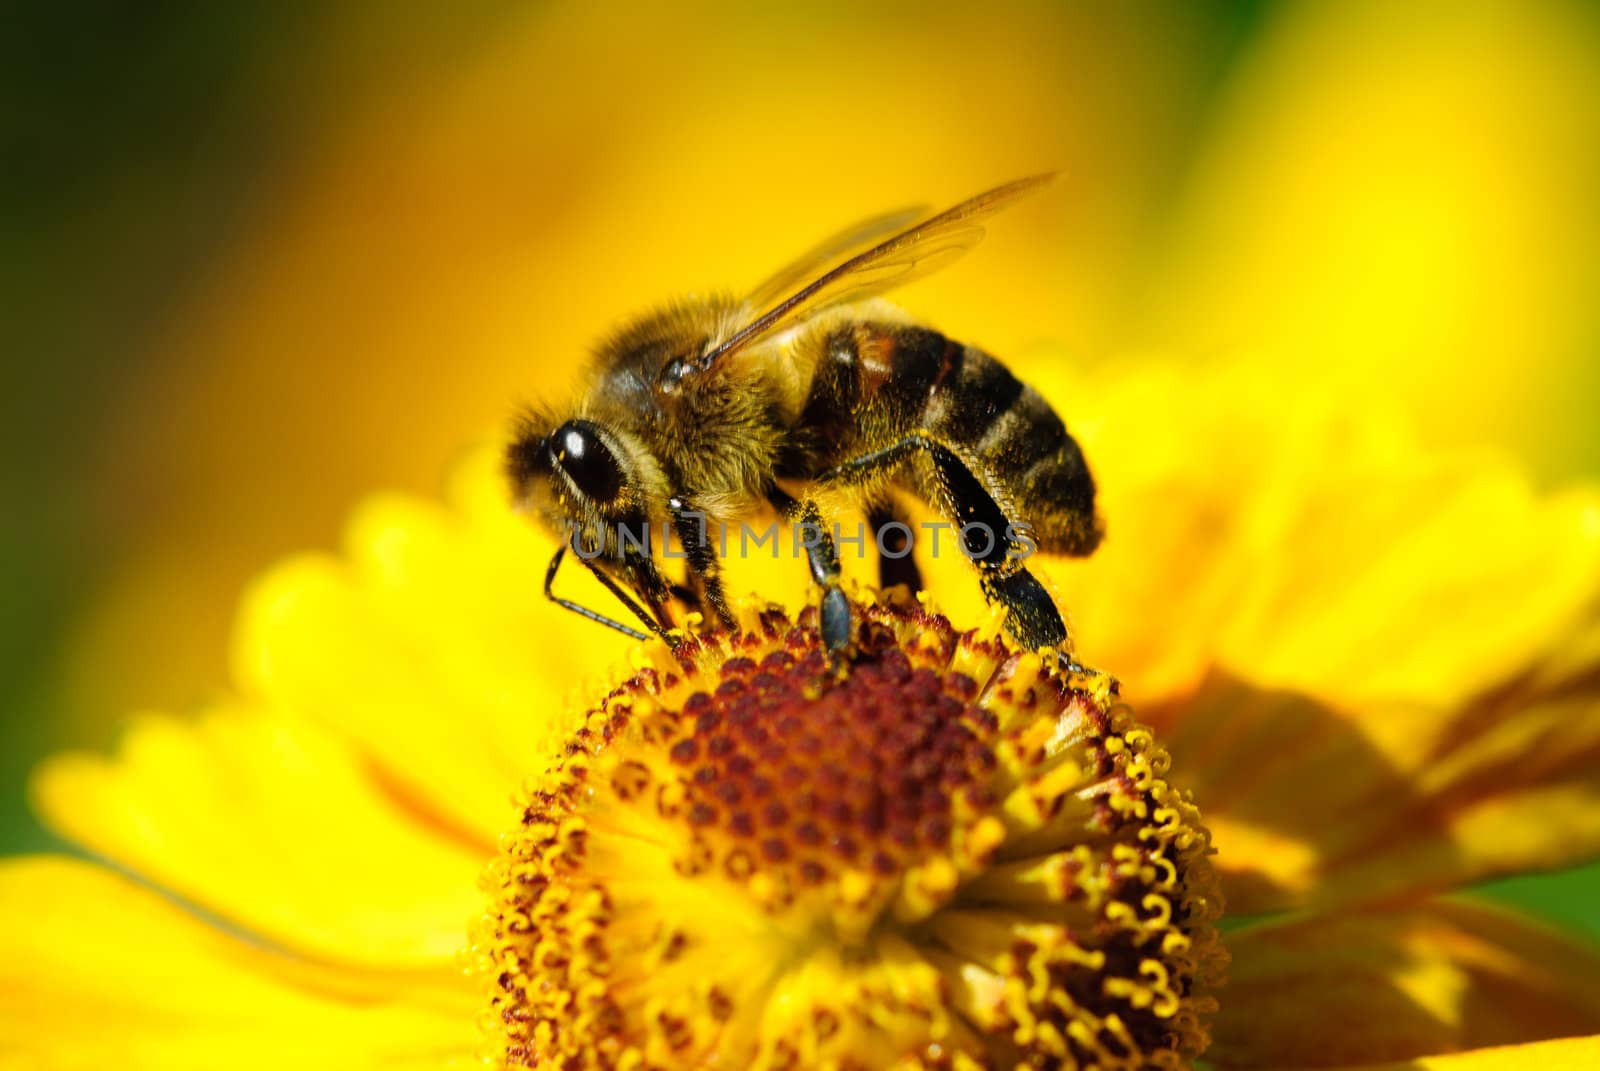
[789,322,1102,556]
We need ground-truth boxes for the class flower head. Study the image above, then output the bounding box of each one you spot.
[478,595,1221,1068]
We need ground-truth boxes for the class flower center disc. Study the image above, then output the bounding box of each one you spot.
[477,595,1224,1070]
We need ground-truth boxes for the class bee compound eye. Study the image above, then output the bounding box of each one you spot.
[551,420,624,504]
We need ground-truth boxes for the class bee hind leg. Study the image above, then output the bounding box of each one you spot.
[817,434,1083,661]
[981,569,1067,650]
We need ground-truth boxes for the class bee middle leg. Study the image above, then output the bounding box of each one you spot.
[768,486,852,653]
[818,434,1077,661]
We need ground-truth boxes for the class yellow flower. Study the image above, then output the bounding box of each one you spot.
[6,357,1600,1069]
[478,597,1221,1069]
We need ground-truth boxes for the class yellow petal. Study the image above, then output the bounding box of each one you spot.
[231,448,623,843]
[1322,1035,1600,1071]
[0,856,477,1070]
[1137,613,1600,914]
[1211,899,1600,1069]
[30,706,484,969]
[1303,611,1600,910]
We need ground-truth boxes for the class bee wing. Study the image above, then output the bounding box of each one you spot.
[743,204,930,313]
[702,174,1054,371]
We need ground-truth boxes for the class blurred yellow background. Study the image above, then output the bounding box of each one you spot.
[3,0,1598,933]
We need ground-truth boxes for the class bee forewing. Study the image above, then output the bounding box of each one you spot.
[705,173,1055,371]
[743,204,929,313]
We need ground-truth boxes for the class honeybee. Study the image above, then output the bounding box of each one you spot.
[507,175,1101,660]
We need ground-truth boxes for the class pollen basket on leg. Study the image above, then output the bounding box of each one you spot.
[475,596,1224,1070]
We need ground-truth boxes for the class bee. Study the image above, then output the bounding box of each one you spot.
[506,175,1101,661]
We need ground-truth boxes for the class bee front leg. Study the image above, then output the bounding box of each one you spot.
[544,542,658,641]
[612,520,678,637]
[667,496,735,630]
[768,487,851,654]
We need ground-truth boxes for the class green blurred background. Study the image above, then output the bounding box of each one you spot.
[3,1,1598,932]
